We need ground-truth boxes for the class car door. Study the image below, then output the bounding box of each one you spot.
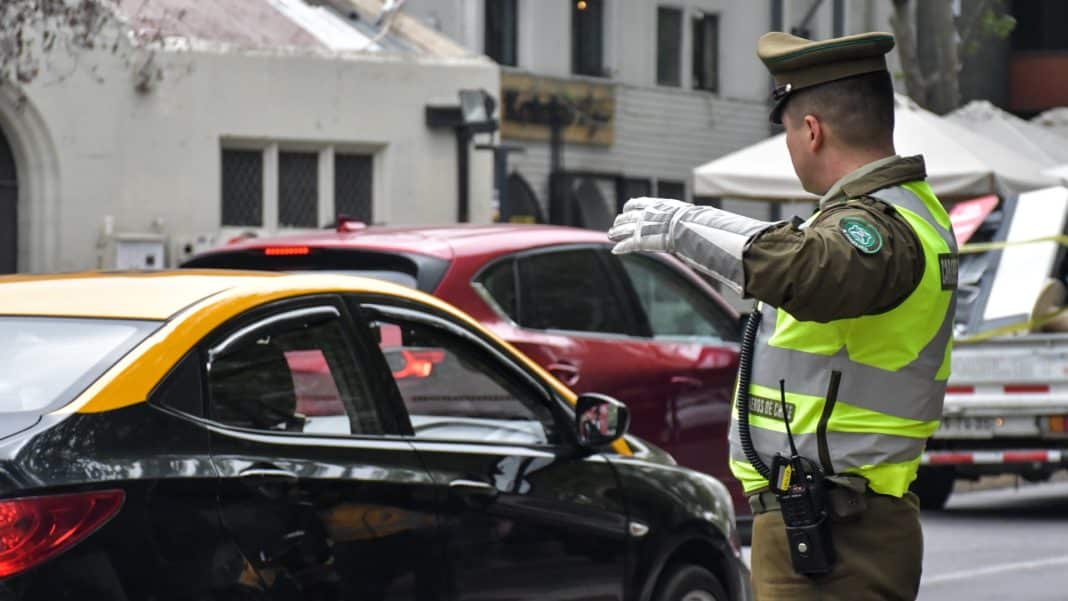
[355,299,629,601]
[201,295,445,600]
[480,246,681,452]
[473,247,746,512]
[608,253,741,485]
[137,352,248,599]
[474,246,711,455]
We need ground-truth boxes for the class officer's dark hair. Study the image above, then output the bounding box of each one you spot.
[783,70,895,149]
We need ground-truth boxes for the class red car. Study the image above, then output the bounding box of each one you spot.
[185,223,749,524]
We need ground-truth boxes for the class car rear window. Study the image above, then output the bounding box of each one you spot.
[182,248,449,293]
[0,317,159,413]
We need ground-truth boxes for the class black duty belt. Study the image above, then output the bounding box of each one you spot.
[749,484,874,517]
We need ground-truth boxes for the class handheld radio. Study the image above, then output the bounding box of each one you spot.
[768,380,836,576]
[735,310,837,577]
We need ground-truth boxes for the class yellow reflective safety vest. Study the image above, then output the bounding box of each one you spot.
[729,181,958,497]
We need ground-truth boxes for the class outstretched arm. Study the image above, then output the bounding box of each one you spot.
[608,197,923,322]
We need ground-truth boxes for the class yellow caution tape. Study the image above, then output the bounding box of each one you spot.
[956,306,1068,344]
[960,235,1068,254]
[954,235,1068,341]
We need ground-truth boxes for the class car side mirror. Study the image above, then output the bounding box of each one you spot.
[575,393,630,449]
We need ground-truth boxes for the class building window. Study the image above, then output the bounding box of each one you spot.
[485,0,518,66]
[693,13,719,92]
[657,180,686,202]
[656,7,682,86]
[619,177,652,211]
[221,144,375,230]
[221,150,263,227]
[1011,0,1068,51]
[572,0,605,77]
[278,151,319,228]
[335,153,374,223]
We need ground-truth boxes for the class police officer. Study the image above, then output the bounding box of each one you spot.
[609,31,957,601]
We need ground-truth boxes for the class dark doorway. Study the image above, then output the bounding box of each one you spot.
[0,127,16,274]
[549,170,651,229]
[503,172,544,224]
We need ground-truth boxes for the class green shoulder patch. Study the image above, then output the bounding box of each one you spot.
[839,217,883,254]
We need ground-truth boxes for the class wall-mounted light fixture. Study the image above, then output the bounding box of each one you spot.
[425,89,499,222]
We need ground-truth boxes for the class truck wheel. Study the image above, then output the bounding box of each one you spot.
[911,466,955,510]
[654,565,728,601]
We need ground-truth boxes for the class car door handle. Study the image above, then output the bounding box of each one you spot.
[548,362,581,387]
[670,375,703,388]
[448,479,499,498]
[239,467,299,481]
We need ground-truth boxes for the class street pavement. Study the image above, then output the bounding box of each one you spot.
[741,480,1068,600]
[919,480,1068,600]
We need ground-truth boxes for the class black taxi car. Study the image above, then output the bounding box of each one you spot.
[0,271,749,600]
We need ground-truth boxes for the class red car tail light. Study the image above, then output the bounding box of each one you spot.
[263,246,311,256]
[0,490,124,578]
[392,350,446,379]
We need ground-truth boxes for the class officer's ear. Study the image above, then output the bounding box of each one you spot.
[804,114,824,152]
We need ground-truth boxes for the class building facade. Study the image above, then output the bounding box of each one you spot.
[0,0,498,273]
[403,0,898,229]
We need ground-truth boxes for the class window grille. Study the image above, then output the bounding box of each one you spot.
[279,151,319,228]
[334,153,373,223]
[221,149,263,227]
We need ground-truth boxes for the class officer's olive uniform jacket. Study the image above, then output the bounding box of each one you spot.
[745,155,926,320]
[729,155,959,497]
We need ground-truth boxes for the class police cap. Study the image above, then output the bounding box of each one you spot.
[757,31,895,124]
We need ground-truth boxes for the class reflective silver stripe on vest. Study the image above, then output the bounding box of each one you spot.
[868,187,959,253]
[750,298,954,422]
[748,185,957,422]
[729,420,927,473]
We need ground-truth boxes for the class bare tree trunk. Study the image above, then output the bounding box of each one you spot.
[925,0,961,114]
[890,0,962,114]
[890,0,927,106]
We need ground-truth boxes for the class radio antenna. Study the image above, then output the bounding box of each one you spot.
[780,379,800,458]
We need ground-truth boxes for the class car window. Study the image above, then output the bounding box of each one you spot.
[0,317,159,413]
[152,352,205,417]
[618,254,738,342]
[474,258,518,321]
[370,315,560,446]
[515,249,630,335]
[205,305,382,436]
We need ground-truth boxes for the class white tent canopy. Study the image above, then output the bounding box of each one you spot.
[694,95,1057,201]
[948,100,1068,166]
[1044,164,1068,182]
[1034,108,1068,141]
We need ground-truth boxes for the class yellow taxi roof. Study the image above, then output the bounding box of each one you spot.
[9,270,623,452]
[0,270,417,320]
[20,268,563,410]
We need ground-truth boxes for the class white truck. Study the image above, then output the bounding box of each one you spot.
[912,185,1068,509]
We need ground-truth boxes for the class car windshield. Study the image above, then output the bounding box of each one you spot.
[0,317,160,413]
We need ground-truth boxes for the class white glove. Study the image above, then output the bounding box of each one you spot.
[607,197,696,254]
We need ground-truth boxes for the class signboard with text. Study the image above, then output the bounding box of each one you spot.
[500,72,615,147]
